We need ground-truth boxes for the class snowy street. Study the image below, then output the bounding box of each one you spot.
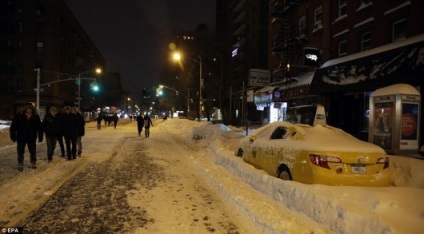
[0,118,423,233]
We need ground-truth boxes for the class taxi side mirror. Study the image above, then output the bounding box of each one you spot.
[249,135,256,143]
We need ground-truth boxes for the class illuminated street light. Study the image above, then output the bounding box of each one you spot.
[172,51,202,120]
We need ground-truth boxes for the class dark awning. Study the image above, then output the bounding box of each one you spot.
[310,34,424,94]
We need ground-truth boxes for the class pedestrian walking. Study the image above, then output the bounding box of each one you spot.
[136,114,144,136]
[96,112,103,130]
[61,106,78,160]
[42,106,61,162]
[113,114,118,129]
[9,105,43,171]
[72,107,85,157]
[57,107,66,157]
[144,113,153,138]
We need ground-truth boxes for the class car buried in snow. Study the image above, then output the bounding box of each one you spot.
[235,121,391,186]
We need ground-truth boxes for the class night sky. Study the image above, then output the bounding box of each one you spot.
[64,0,216,103]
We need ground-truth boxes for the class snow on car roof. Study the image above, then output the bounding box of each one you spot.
[249,121,385,154]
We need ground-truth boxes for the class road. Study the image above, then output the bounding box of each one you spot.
[1,119,259,233]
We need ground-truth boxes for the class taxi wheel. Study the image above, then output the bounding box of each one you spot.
[278,166,292,181]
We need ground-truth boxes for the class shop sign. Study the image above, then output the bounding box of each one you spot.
[254,93,272,104]
[249,69,270,87]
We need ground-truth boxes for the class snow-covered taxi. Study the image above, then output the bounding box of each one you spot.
[235,121,391,186]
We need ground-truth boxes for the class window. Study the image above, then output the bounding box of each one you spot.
[271,127,288,139]
[313,6,323,31]
[299,16,306,36]
[338,40,347,56]
[392,19,406,41]
[314,6,322,24]
[36,41,44,52]
[339,0,347,17]
[360,31,371,51]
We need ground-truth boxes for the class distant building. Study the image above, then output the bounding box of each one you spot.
[0,0,106,119]
[216,0,270,125]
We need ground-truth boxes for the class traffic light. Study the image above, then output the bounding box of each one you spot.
[91,82,99,92]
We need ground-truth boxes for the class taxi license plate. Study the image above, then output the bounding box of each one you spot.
[351,164,366,174]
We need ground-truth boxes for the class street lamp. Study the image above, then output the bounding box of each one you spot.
[172,52,202,120]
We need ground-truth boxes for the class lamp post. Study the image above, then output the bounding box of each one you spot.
[34,68,41,114]
[172,52,202,120]
[34,68,101,114]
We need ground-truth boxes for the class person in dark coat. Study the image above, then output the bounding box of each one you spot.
[42,106,61,162]
[96,112,103,130]
[113,114,118,129]
[144,113,153,138]
[9,105,43,171]
[72,107,85,156]
[136,114,144,136]
[57,107,66,157]
[61,106,78,160]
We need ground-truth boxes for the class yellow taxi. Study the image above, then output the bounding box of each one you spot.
[235,121,391,186]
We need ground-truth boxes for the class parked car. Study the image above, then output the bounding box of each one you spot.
[235,121,391,186]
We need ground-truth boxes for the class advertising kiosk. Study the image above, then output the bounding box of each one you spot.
[369,84,421,155]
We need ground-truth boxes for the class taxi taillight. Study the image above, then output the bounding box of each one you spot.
[376,157,390,169]
[310,154,342,169]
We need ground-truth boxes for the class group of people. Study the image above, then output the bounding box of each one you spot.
[9,105,85,171]
[136,113,153,138]
[96,113,119,129]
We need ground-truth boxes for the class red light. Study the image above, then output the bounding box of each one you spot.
[309,154,342,169]
[376,157,390,169]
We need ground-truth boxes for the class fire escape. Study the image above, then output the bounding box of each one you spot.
[271,0,307,84]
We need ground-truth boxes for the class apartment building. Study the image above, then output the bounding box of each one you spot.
[0,0,106,119]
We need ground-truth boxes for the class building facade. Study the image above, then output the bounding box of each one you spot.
[267,0,424,153]
[216,0,270,125]
[0,0,106,119]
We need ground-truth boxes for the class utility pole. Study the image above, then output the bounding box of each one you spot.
[34,68,41,114]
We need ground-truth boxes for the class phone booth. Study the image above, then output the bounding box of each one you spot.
[369,84,421,155]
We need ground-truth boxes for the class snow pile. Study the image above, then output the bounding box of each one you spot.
[183,120,424,234]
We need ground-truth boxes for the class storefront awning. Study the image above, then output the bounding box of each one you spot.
[254,72,314,104]
[310,34,424,94]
